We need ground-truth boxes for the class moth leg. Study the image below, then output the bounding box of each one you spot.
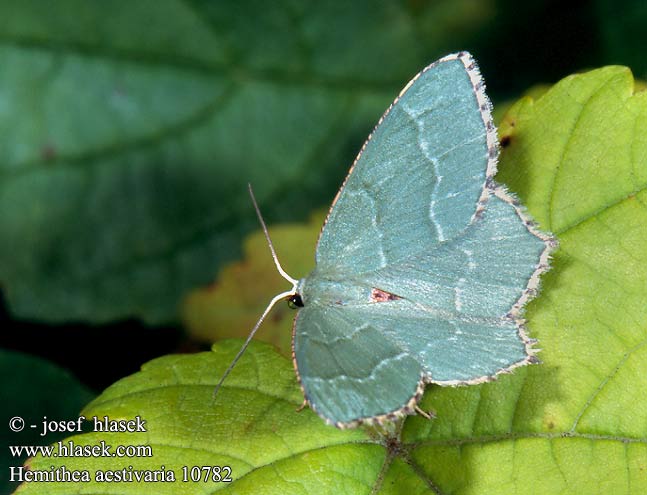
[414,405,436,421]
[295,398,308,413]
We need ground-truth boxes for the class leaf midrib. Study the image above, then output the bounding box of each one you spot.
[411,430,647,448]
[0,35,405,92]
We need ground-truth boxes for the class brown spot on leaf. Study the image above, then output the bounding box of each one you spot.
[204,280,219,293]
[41,144,57,161]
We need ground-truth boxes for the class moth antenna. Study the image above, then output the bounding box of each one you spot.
[212,184,299,400]
[248,183,299,287]
[212,289,294,400]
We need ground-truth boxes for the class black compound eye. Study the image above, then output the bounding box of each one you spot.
[287,294,304,309]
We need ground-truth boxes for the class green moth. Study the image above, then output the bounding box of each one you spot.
[222,52,555,428]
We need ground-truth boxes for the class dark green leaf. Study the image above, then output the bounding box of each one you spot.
[1,350,94,495]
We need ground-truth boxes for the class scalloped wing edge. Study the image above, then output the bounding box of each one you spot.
[294,51,557,429]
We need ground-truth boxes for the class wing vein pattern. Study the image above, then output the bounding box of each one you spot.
[292,53,553,427]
